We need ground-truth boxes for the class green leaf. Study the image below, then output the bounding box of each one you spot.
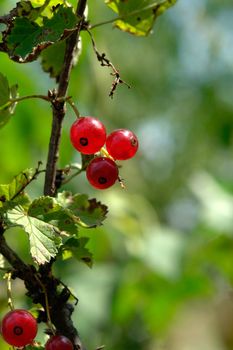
[6,5,78,60]
[28,196,79,235]
[105,0,177,36]
[0,73,9,106]
[0,168,34,209]
[63,236,93,267]
[57,191,108,228]
[6,205,62,265]
[0,73,18,129]
[30,0,70,13]
[40,36,81,80]
[40,40,66,80]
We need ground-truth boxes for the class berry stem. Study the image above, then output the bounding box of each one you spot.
[6,272,14,311]
[100,147,115,161]
[66,98,80,118]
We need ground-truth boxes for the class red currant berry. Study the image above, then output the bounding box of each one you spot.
[70,116,106,154]
[45,335,73,350]
[1,309,37,347]
[86,157,119,189]
[106,129,139,160]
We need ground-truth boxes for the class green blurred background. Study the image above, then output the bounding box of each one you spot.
[1,0,233,349]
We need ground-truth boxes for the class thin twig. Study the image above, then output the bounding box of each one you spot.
[58,279,79,305]
[61,168,83,185]
[34,274,56,335]
[0,94,51,111]
[11,161,45,201]
[86,29,130,98]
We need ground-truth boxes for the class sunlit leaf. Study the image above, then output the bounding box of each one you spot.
[6,5,78,60]
[105,0,177,36]
[6,205,62,265]
[28,196,79,235]
[57,191,108,228]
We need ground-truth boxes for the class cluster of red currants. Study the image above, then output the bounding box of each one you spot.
[0,309,73,350]
[70,116,139,189]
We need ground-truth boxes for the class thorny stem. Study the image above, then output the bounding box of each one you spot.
[0,0,52,24]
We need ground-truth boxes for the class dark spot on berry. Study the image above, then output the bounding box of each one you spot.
[98,177,107,184]
[130,137,138,147]
[137,17,141,21]
[80,137,88,146]
[13,326,23,336]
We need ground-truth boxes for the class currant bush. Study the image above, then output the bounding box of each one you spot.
[70,116,106,154]
[86,157,119,189]
[0,309,37,347]
[45,335,74,350]
[106,129,139,160]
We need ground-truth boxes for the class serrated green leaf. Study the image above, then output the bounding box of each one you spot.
[63,236,93,267]
[6,5,78,59]
[105,0,177,36]
[28,196,79,235]
[41,40,66,80]
[70,194,108,227]
[6,205,62,265]
[6,1,70,25]
[30,0,69,13]
[57,191,108,228]
[24,1,73,25]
